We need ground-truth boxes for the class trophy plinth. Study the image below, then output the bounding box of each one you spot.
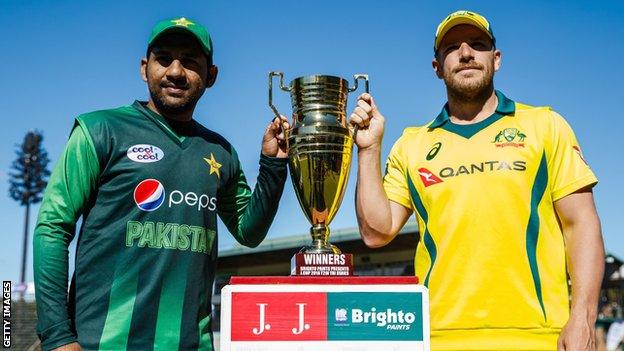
[269,72,368,276]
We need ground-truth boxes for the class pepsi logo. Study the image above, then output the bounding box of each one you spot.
[134,179,165,211]
[127,144,164,163]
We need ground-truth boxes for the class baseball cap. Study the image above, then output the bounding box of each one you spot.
[434,10,495,52]
[148,17,213,58]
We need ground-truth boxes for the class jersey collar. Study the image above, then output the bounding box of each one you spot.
[132,100,196,148]
[428,90,515,129]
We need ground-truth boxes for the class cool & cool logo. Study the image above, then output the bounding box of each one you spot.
[127,144,164,163]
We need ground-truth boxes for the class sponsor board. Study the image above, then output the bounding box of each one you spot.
[220,283,429,351]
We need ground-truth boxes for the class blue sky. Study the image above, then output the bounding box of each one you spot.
[1,0,623,284]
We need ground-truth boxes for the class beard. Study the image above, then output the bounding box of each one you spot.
[147,76,205,116]
[442,61,494,102]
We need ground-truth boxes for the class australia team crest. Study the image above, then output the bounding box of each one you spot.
[493,128,527,148]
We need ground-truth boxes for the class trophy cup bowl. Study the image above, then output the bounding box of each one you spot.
[269,72,369,256]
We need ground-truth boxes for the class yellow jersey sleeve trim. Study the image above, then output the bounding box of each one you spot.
[383,128,418,211]
[386,192,413,210]
[552,174,598,202]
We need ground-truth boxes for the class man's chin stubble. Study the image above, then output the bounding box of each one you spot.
[152,93,194,115]
[445,74,493,101]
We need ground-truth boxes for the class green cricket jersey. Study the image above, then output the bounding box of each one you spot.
[33,101,287,350]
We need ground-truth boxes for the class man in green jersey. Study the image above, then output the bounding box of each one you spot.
[34,17,289,351]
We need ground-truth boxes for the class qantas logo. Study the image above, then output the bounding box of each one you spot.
[417,168,443,187]
[416,160,527,187]
[439,160,526,178]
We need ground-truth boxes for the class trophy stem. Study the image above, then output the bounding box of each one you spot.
[301,224,341,254]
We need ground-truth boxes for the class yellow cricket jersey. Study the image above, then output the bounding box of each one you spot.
[383,91,597,350]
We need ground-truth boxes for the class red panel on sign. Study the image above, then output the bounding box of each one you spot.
[231,292,328,341]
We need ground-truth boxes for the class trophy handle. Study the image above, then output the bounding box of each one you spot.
[268,71,291,119]
[348,74,370,140]
[348,74,369,94]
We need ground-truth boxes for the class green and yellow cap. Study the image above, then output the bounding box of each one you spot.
[434,10,495,52]
[148,17,213,58]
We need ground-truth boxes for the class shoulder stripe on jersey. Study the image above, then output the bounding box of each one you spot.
[525,152,549,321]
[407,173,437,287]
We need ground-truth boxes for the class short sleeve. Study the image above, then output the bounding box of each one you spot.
[383,136,413,210]
[546,111,597,201]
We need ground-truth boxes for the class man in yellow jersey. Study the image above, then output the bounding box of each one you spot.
[350,10,604,351]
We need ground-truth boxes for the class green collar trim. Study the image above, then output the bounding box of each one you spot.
[428,90,515,132]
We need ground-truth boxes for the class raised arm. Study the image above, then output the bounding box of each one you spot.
[218,116,289,247]
[350,93,412,247]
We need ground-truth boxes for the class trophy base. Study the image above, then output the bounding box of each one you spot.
[290,252,354,276]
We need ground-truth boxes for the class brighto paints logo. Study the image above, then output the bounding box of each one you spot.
[335,308,348,323]
[133,179,217,212]
[350,307,416,330]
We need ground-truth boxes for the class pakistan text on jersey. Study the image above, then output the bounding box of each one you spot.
[126,221,215,253]
[438,160,526,178]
